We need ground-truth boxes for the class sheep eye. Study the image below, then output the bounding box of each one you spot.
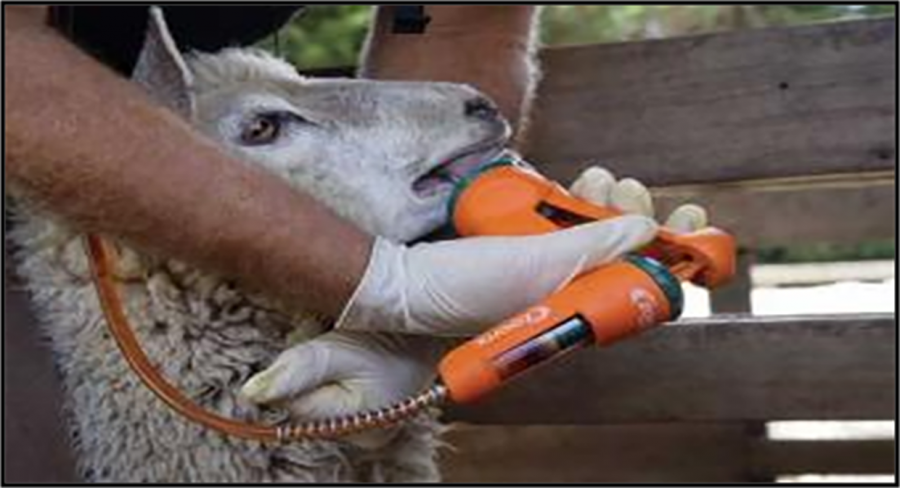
[240,114,282,145]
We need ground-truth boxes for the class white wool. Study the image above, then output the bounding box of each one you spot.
[188,48,304,90]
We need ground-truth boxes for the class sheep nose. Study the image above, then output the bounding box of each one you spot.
[464,96,501,121]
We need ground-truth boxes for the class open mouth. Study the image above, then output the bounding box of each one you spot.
[412,141,507,198]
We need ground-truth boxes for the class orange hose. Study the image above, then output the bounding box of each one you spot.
[84,234,280,442]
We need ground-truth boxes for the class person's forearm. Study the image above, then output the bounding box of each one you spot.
[4,6,370,316]
[361,5,540,135]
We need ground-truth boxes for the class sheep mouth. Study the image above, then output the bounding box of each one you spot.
[412,141,507,199]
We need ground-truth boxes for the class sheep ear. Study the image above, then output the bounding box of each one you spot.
[132,7,196,119]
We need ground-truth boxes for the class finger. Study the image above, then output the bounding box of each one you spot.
[240,344,331,404]
[610,178,654,218]
[569,166,616,206]
[664,204,708,233]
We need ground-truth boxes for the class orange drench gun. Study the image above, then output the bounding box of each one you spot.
[437,154,737,404]
[85,151,738,442]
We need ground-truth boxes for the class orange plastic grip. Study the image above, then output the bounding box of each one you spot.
[451,164,737,288]
[438,259,674,404]
[452,165,620,236]
[439,161,737,404]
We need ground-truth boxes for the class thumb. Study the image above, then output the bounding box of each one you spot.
[516,214,658,295]
[240,343,335,405]
[405,214,658,335]
[512,215,659,284]
[511,215,660,316]
[554,214,659,272]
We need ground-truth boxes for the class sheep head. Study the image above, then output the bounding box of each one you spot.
[134,7,510,243]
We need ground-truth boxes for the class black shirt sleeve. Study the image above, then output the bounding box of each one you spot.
[48,5,303,75]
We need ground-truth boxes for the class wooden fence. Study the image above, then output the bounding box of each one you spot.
[439,17,896,483]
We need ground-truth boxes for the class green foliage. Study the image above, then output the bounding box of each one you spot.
[540,4,896,46]
[259,5,371,70]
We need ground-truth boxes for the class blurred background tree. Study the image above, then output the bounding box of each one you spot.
[541,4,895,46]
[259,5,372,71]
[260,5,895,263]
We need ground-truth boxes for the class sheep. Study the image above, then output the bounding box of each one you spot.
[7,9,509,483]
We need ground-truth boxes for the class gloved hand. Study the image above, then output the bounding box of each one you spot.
[335,165,708,337]
[240,331,445,418]
[336,214,658,336]
[240,164,706,440]
[240,330,449,448]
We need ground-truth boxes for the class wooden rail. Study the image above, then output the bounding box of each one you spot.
[443,314,896,424]
[440,424,896,483]
[526,18,897,186]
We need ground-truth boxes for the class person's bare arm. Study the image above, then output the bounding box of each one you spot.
[4,6,370,316]
[361,5,539,135]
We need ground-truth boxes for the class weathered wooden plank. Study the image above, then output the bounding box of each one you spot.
[654,178,896,247]
[2,266,79,483]
[443,314,896,424]
[755,439,896,476]
[710,250,753,313]
[526,18,897,186]
[440,424,760,483]
[440,425,896,483]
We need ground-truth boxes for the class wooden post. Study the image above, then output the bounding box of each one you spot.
[710,248,754,314]
[3,260,79,483]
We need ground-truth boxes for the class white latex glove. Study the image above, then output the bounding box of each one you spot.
[569,166,708,233]
[240,331,444,418]
[336,214,658,336]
